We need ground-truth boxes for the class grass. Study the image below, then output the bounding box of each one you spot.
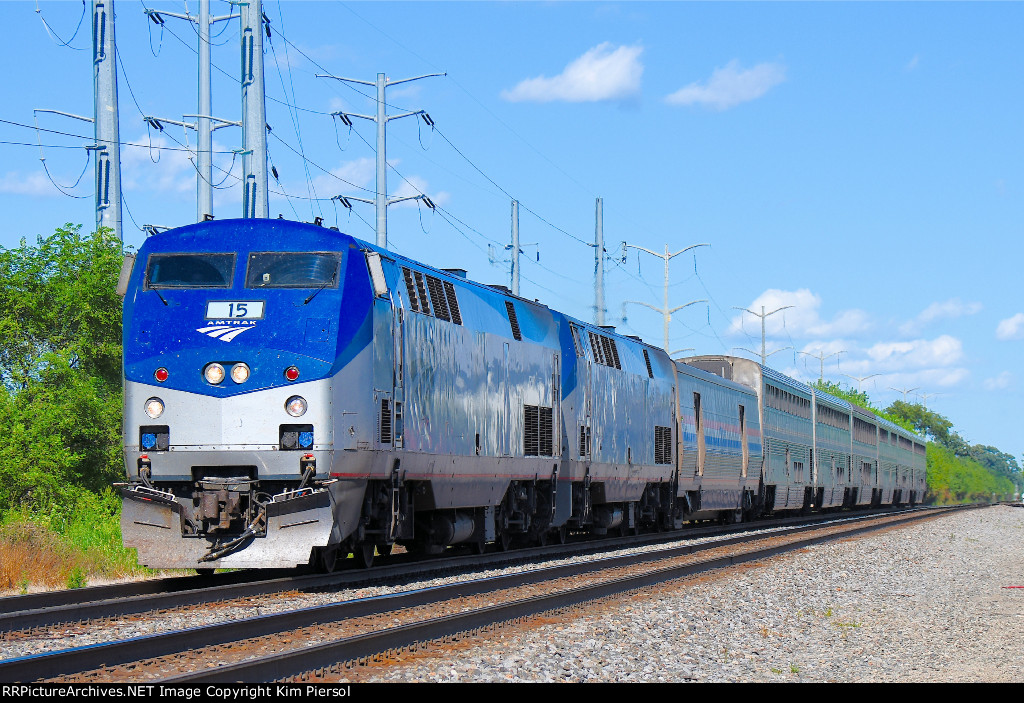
[0,489,151,592]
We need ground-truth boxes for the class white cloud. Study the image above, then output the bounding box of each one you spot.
[309,157,376,196]
[899,298,982,335]
[666,60,786,110]
[984,371,1013,391]
[865,335,964,371]
[0,171,65,196]
[996,313,1024,340]
[121,132,196,194]
[501,43,643,103]
[728,289,870,339]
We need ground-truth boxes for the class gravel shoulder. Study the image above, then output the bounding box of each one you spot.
[353,505,1024,683]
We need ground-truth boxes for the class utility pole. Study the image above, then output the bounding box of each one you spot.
[623,242,708,351]
[799,349,845,381]
[843,373,880,393]
[143,0,239,221]
[511,199,520,296]
[241,0,268,218]
[735,345,792,365]
[93,0,122,241]
[594,198,605,325]
[320,71,443,248]
[889,385,920,402]
[733,305,794,366]
[917,391,943,408]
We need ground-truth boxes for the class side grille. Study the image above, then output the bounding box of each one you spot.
[654,425,672,464]
[524,404,553,456]
[443,280,463,324]
[426,275,450,322]
[380,398,392,444]
[402,267,421,313]
[505,301,522,341]
[643,349,654,378]
[413,271,432,316]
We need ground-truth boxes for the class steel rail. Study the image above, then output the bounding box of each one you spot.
[0,505,916,632]
[1,506,963,682]
[168,505,964,683]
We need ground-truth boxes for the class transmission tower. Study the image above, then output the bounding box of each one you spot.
[799,349,846,381]
[319,71,443,248]
[733,305,794,366]
[622,242,708,351]
[143,0,239,221]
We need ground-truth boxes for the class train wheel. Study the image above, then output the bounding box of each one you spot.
[497,529,512,551]
[353,543,375,569]
[317,547,339,573]
[553,525,568,544]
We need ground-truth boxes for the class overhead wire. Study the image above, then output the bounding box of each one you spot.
[35,0,87,50]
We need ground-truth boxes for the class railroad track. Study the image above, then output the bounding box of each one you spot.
[1,504,971,683]
[0,504,918,633]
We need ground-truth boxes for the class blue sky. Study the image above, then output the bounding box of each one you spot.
[2,1,1022,464]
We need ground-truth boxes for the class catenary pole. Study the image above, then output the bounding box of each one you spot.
[93,0,122,242]
[241,0,268,218]
[320,71,444,248]
[623,242,708,350]
[511,199,520,296]
[595,198,605,325]
[733,305,794,366]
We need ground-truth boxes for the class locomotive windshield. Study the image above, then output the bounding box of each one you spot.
[245,252,342,289]
[145,253,235,289]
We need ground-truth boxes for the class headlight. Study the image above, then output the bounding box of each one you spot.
[285,395,307,417]
[204,363,225,385]
[145,397,165,419]
[230,363,250,384]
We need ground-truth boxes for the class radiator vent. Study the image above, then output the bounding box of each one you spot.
[643,349,654,378]
[426,275,450,322]
[579,425,591,458]
[654,425,672,465]
[505,301,522,341]
[524,405,553,456]
[588,331,621,369]
[443,280,463,325]
[380,398,392,444]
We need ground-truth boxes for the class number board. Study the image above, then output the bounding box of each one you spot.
[205,301,266,320]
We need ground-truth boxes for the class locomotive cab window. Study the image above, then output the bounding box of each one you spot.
[145,253,235,289]
[245,252,341,288]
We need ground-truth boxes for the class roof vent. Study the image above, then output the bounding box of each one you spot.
[442,268,468,279]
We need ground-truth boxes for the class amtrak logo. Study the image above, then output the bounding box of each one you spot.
[197,324,255,342]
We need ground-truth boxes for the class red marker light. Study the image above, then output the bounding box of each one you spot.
[154,368,169,382]
[284,366,300,382]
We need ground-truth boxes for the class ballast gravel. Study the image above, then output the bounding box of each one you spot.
[352,505,1024,683]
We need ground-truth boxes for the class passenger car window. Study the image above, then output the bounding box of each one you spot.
[145,253,235,289]
[245,252,342,288]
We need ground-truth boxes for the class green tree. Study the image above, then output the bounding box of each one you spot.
[0,225,125,514]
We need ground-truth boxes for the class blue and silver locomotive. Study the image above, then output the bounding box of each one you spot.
[118,218,925,571]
